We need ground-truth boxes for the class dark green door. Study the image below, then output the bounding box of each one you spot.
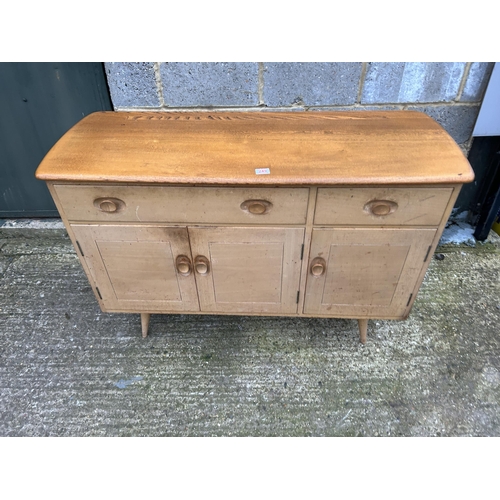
[0,63,112,217]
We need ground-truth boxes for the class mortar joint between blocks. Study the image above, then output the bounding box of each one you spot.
[258,63,265,106]
[114,101,481,114]
[456,63,472,102]
[356,63,368,104]
[153,62,165,107]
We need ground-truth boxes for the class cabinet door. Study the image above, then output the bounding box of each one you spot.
[188,227,305,314]
[304,228,436,318]
[71,225,200,312]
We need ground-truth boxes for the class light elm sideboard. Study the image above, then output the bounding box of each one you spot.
[35,111,474,342]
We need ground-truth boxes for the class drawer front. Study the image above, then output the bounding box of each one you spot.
[53,185,310,224]
[314,187,453,226]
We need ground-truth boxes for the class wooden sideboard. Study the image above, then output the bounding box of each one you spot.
[35,111,474,343]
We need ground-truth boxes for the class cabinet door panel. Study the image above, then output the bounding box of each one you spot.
[189,227,304,314]
[321,243,410,307]
[304,228,436,318]
[208,242,284,303]
[71,225,199,312]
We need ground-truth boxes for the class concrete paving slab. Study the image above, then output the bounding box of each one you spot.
[0,228,499,436]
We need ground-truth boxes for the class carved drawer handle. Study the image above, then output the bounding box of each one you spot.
[194,256,210,275]
[176,255,192,276]
[93,197,126,213]
[364,199,398,216]
[310,257,326,277]
[240,199,273,215]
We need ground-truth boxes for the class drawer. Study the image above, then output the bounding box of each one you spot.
[314,187,453,226]
[53,184,310,224]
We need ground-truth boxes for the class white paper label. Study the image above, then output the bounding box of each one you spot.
[255,168,271,175]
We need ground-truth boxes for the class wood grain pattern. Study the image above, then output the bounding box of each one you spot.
[314,187,453,226]
[39,112,475,341]
[35,111,474,185]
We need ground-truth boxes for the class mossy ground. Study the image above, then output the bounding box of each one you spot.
[1,229,499,436]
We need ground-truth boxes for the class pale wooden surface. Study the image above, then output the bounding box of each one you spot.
[141,313,150,338]
[401,186,463,318]
[53,184,310,224]
[35,111,474,185]
[70,225,200,312]
[358,319,368,344]
[188,226,304,314]
[296,187,318,315]
[314,187,453,226]
[303,228,437,317]
[50,183,460,321]
[38,112,476,342]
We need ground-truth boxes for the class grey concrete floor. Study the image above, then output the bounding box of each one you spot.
[1,224,499,436]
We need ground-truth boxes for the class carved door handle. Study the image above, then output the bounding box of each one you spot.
[194,256,210,275]
[364,199,398,216]
[93,197,126,213]
[176,255,192,276]
[310,257,326,277]
[240,199,273,215]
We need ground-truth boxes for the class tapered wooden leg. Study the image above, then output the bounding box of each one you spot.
[358,319,368,344]
[141,313,151,338]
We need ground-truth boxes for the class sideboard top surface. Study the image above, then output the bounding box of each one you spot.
[35,111,474,185]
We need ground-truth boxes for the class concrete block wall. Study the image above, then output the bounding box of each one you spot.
[105,62,494,152]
